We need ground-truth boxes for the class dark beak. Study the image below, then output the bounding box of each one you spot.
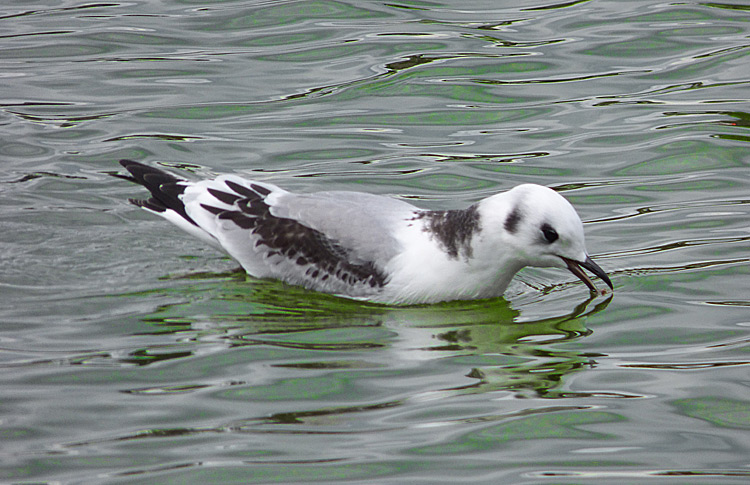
[562,255,613,293]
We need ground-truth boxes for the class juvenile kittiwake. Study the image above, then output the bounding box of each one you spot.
[118,160,612,305]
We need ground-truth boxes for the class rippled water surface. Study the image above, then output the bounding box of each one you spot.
[2,1,749,483]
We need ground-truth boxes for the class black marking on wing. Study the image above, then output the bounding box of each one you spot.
[224,180,259,198]
[415,205,480,259]
[504,206,522,234]
[119,159,196,226]
[204,180,388,289]
[207,187,242,205]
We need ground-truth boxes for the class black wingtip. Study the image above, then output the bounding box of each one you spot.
[119,159,149,168]
[118,160,196,225]
[111,172,136,183]
[119,159,149,177]
[119,159,180,184]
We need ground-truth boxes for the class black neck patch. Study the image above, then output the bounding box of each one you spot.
[415,205,480,259]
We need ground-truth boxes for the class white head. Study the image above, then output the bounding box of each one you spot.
[480,184,612,292]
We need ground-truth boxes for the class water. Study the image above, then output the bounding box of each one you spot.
[2,0,749,482]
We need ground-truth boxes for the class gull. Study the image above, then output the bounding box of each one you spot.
[118,160,612,305]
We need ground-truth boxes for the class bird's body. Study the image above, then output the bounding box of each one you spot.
[119,160,612,305]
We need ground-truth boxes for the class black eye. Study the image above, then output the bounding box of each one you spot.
[541,223,558,243]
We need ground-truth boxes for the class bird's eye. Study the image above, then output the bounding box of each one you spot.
[541,224,558,243]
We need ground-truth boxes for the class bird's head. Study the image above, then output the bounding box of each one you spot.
[480,184,612,293]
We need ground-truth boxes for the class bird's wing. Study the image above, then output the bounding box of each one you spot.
[120,160,417,296]
[183,177,417,295]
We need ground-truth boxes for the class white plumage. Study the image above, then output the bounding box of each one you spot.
[119,160,612,305]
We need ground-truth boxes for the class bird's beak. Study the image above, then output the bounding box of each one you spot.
[562,255,613,293]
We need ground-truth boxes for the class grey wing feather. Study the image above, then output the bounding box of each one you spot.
[121,162,416,297]
[269,191,417,265]
[179,177,417,296]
